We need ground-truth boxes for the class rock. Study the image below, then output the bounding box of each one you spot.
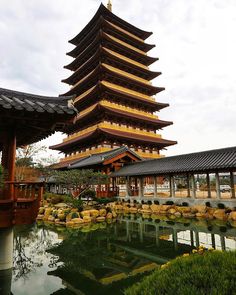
[96,216,106,222]
[44,208,52,218]
[47,215,55,222]
[83,216,92,223]
[58,213,66,221]
[72,218,84,224]
[229,211,236,221]
[196,212,207,219]
[178,206,191,213]
[160,205,171,212]
[80,210,91,217]
[66,221,74,227]
[182,213,196,218]
[192,205,207,214]
[114,205,123,210]
[150,204,161,212]
[112,211,117,218]
[129,207,138,213]
[38,207,45,214]
[168,208,176,215]
[71,208,78,212]
[99,209,107,217]
[142,204,150,210]
[106,213,113,219]
[37,214,44,220]
[54,203,69,208]
[174,212,182,218]
[213,209,227,220]
[89,209,99,217]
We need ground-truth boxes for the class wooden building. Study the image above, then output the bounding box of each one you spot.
[51,3,176,169]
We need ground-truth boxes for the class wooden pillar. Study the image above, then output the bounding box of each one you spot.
[138,177,143,199]
[1,129,16,200]
[211,234,216,249]
[215,172,221,199]
[190,174,196,198]
[125,177,129,198]
[187,173,191,197]
[230,171,235,198]
[153,176,157,198]
[206,173,211,198]
[169,176,175,197]
[220,235,226,251]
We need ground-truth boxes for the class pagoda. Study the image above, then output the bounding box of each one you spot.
[51,2,176,167]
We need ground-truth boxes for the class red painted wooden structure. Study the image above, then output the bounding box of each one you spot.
[0,88,75,228]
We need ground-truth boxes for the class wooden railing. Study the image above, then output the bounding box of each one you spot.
[0,182,44,228]
[96,187,119,198]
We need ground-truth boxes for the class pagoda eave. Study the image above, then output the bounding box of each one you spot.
[70,82,168,112]
[50,127,177,153]
[67,31,158,66]
[64,103,173,134]
[69,4,152,45]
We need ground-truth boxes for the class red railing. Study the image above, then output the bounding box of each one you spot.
[0,182,44,228]
[96,187,119,198]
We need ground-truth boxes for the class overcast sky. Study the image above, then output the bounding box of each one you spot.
[1,0,236,159]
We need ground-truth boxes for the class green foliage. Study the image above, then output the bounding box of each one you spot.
[125,250,236,295]
[52,169,108,187]
[44,192,83,210]
[79,189,96,199]
[44,192,65,204]
[94,197,117,204]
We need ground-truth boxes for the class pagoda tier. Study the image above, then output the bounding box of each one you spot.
[51,3,176,161]
[64,63,164,97]
[64,47,161,81]
[64,82,168,113]
[67,31,158,65]
[51,126,175,160]
[69,4,152,45]
[64,101,173,134]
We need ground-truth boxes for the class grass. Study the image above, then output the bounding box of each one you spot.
[125,250,236,295]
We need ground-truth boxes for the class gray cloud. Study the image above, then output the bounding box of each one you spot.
[0,0,236,157]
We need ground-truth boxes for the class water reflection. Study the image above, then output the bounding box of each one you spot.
[0,215,235,295]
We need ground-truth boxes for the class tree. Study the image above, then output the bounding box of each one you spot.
[52,169,109,198]
[15,144,47,181]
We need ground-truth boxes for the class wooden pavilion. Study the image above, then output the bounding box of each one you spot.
[0,88,76,228]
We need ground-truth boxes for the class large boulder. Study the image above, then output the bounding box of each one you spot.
[213,209,227,220]
[229,211,236,221]
[191,205,207,214]
[99,208,107,217]
[80,210,91,217]
[142,204,150,210]
[83,216,92,223]
[89,210,99,218]
[72,218,84,224]
[150,204,161,213]
[96,216,106,222]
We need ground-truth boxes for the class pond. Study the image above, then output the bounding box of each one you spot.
[5,216,236,294]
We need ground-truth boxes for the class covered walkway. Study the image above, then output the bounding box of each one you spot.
[112,146,236,207]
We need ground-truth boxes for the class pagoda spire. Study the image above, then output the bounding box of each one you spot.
[107,0,112,12]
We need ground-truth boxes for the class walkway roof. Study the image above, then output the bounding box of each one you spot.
[111,146,236,177]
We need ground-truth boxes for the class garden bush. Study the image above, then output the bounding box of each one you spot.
[125,250,236,295]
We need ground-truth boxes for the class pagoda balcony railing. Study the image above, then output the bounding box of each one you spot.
[0,181,44,228]
[96,187,119,198]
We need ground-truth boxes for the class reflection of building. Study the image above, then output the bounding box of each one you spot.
[51,3,176,169]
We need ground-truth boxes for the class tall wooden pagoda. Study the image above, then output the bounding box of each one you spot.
[51,2,176,168]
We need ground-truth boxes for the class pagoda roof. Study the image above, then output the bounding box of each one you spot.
[50,127,177,152]
[64,102,173,134]
[69,4,152,46]
[112,146,236,177]
[0,87,76,148]
[68,17,154,57]
[67,31,158,66]
[69,146,142,169]
[64,46,160,82]
[64,63,164,97]
[70,82,168,112]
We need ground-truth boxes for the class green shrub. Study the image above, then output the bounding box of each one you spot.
[44,192,64,204]
[218,203,225,209]
[165,201,174,205]
[125,250,236,295]
[80,189,96,199]
[95,197,117,204]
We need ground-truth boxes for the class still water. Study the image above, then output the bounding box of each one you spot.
[8,215,236,294]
